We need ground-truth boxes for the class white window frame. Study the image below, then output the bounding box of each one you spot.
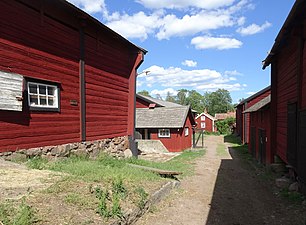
[185,127,189,136]
[158,129,170,138]
[201,115,205,121]
[27,81,59,111]
[201,122,206,128]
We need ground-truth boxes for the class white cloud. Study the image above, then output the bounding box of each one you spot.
[67,0,107,14]
[150,88,178,98]
[224,70,243,76]
[246,91,256,95]
[191,36,242,50]
[156,11,234,40]
[197,83,245,91]
[135,0,236,10]
[237,21,272,36]
[182,60,197,67]
[138,65,245,94]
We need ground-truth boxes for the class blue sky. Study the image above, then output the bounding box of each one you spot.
[68,0,294,103]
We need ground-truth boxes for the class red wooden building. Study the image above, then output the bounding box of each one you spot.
[262,0,306,191]
[235,86,270,144]
[136,95,196,152]
[0,0,145,155]
[195,111,216,132]
[243,95,271,164]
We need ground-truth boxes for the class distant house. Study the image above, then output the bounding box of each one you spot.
[243,95,271,164]
[235,86,270,144]
[195,111,216,132]
[135,95,196,152]
[262,0,306,192]
[0,0,146,158]
[215,111,236,121]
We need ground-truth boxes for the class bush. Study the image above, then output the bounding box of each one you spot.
[215,117,235,135]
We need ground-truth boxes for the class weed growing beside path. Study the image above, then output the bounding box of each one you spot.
[3,149,204,224]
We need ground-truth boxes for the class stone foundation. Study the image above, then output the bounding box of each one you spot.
[0,136,133,161]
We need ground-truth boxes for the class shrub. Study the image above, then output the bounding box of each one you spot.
[215,117,235,135]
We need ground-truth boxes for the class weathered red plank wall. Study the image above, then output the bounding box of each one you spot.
[0,1,80,151]
[0,0,141,152]
[249,109,271,164]
[150,113,193,152]
[195,116,214,132]
[274,36,298,162]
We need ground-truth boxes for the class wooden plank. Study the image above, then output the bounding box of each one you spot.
[0,71,23,111]
[128,164,182,176]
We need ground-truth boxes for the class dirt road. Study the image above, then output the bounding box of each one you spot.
[135,135,306,225]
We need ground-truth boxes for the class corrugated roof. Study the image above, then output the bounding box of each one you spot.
[243,95,271,113]
[136,94,182,107]
[136,106,190,128]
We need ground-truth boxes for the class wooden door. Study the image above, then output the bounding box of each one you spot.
[298,110,306,185]
[258,129,266,164]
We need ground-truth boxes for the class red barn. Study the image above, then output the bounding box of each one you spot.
[195,111,216,132]
[0,0,146,158]
[262,0,306,191]
[243,95,271,164]
[135,95,196,152]
[235,86,270,144]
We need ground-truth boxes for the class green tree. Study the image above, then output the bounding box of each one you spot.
[176,89,188,105]
[186,90,204,113]
[137,90,151,97]
[165,92,176,103]
[203,89,234,116]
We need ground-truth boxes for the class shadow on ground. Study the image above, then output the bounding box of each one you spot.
[205,144,306,225]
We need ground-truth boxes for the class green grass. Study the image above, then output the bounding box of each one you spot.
[0,200,37,225]
[280,189,305,203]
[25,150,204,220]
[224,134,241,146]
[216,144,227,156]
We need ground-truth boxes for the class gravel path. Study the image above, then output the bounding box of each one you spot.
[135,135,306,225]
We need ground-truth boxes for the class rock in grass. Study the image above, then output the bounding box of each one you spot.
[275,177,291,189]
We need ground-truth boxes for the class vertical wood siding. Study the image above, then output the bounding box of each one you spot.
[275,37,298,162]
[195,115,214,132]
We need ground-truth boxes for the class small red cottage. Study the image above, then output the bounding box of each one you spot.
[135,95,196,152]
[0,0,146,158]
[243,95,271,164]
[235,86,270,144]
[195,111,216,132]
[262,0,306,191]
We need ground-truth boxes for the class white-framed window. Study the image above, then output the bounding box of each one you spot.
[158,129,170,138]
[201,115,205,121]
[27,81,59,111]
[185,127,189,136]
[201,122,206,128]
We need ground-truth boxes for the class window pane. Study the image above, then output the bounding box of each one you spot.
[40,96,47,105]
[47,86,55,95]
[39,85,46,94]
[29,84,37,94]
[48,97,54,106]
[29,95,38,105]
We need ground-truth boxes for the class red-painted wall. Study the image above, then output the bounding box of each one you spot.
[236,89,270,144]
[248,108,272,164]
[0,0,142,152]
[195,114,214,132]
[136,97,150,108]
[149,112,194,152]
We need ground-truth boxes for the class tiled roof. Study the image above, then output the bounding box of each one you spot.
[215,111,236,120]
[136,106,190,128]
[243,95,271,113]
